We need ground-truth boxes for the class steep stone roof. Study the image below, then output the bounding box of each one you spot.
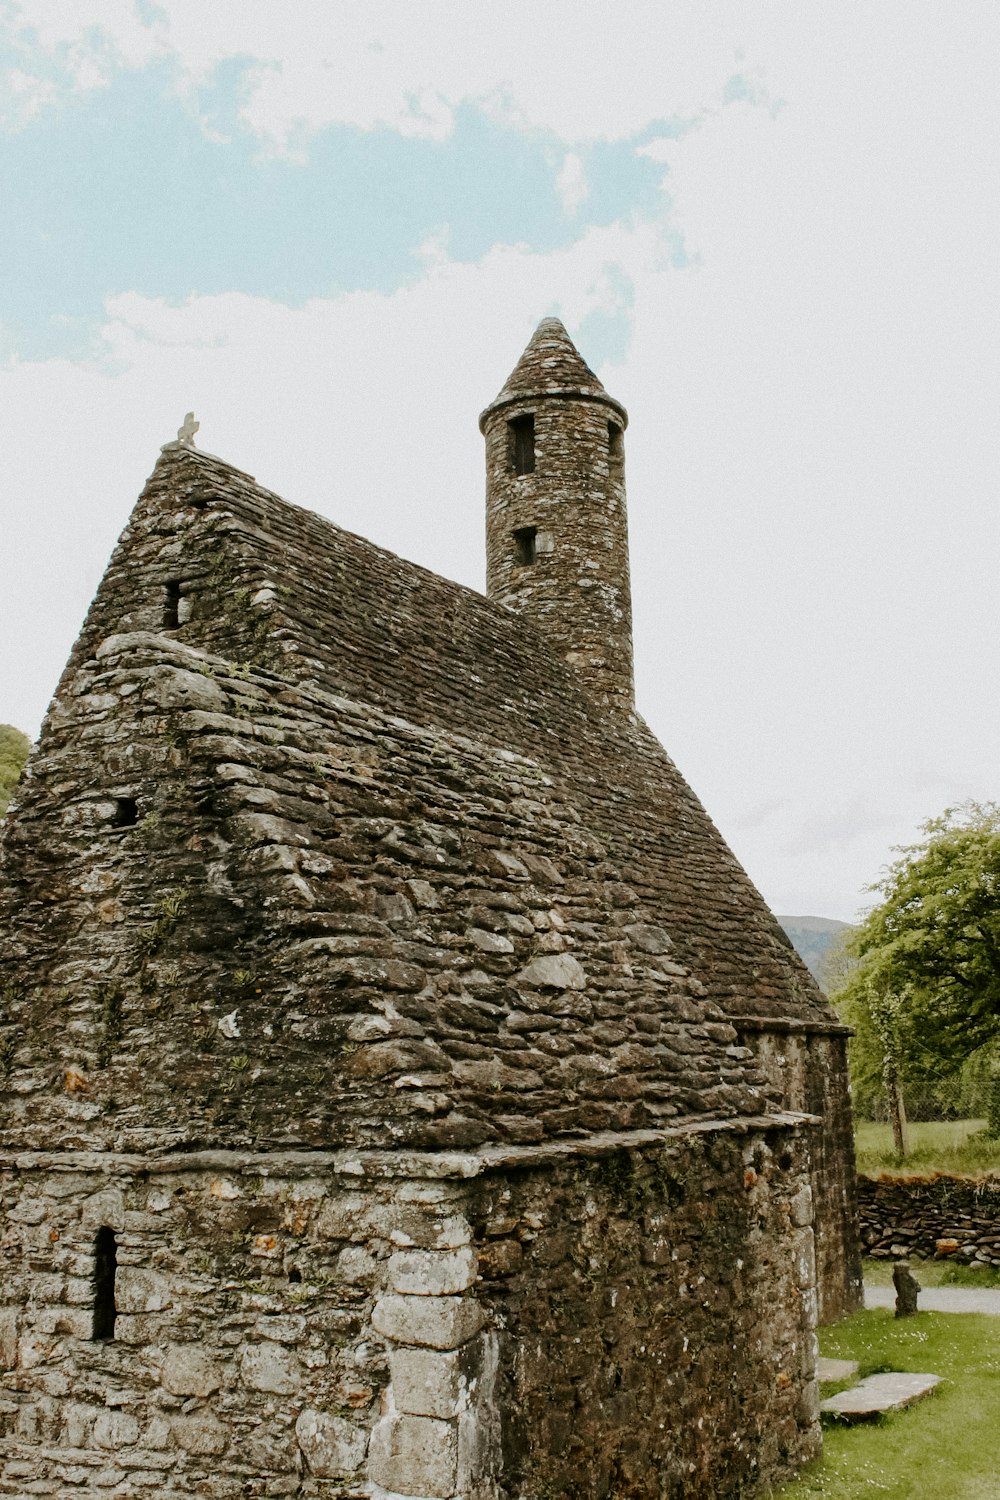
[479,317,627,426]
[0,445,830,1156]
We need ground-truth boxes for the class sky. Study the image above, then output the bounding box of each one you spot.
[2,1,999,923]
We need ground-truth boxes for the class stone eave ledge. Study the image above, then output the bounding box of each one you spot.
[1,1113,820,1182]
[731,1014,852,1037]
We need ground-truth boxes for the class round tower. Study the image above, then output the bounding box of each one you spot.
[480,317,634,717]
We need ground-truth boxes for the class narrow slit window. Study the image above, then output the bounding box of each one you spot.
[508,414,535,476]
[608,422,623,459]
[111,797,138,828]
[513,526,537,566]
[163,580,181,629]
[92,1226,118,1340]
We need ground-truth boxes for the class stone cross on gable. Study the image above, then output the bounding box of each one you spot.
[177,412,199,447]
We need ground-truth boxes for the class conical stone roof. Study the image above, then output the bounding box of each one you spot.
[479,317,627,428]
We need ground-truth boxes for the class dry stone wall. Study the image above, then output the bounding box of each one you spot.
[1,1121,819,1499]
[858,1173,1000,1264]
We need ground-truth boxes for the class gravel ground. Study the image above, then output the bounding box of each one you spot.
[864,1283,1000,1315]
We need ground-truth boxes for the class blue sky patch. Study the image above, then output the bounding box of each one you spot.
[0,55,670,360]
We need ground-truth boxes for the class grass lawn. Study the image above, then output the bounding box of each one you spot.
[854,1118,1000,1177]
[774,1308,1000,1499]
[863,1256,1000,1290]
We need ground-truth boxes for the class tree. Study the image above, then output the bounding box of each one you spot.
[0,724,30,819]
[832,802,1000,1142]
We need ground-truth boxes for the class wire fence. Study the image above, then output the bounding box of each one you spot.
[856,1073,995,1125]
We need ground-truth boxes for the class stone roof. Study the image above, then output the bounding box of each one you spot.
[0,445,831,1156]
[479,317,627,427]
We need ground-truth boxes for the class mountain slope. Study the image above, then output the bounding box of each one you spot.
[777,915,849,988]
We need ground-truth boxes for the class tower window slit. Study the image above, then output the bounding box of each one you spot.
[513,527,537,566]
[111,797,138,828]
[608,422,623,459]
[509,414,535,475]
[163,580,181,629]
[92,1226,118,1340]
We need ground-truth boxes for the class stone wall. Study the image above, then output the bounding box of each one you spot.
[735,1022,861,1323]
[858,1173,1000,1264]
[471,1126,820,1500]
[481,325,634,719]
[1,1121,820,1499]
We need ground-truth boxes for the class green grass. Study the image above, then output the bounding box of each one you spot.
[863,1256,1000,1290]
[776,1307,1000,1498]
[854,1118,1000,1177]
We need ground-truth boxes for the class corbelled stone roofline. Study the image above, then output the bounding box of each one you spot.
[0,427,841,1162]
[134,441,643,760]
[479,316,628,429]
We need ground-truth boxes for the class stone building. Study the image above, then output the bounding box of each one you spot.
[0,319,860,1499]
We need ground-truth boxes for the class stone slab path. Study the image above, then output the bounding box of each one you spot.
[816,1356,859,1384]
[821,1372,941,1420]
[864,1283,1000,1315]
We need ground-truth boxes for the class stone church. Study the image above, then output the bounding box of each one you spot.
[0,320,860,1498]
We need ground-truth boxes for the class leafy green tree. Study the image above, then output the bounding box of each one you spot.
[0,724,30,819]
[833,802,1000,1140]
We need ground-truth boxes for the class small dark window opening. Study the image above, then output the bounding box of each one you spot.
[92,1226,118,1340]
[163,580,181,629]
[287,1266,302,1284]
[111,797,138,828]
[509,414,535,475]
[608,422,623,459]
[513,526,537,566]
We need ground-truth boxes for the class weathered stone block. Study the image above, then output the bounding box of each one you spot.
[624,923,673,953]
[312,1192,367,1239]
[372,1293,485,1350]
[239,1342,301,1394]
[790,1185,813,1228]
[113,1313,169,1345]
[388,1246,477,1296]
[791,1227,816,1290]
[0,1310,18,1370]
[170,1412,229,1455]
[515,953,586,990]
[467,927,514,953]
[255,1312,306,1344]
[161,1344,221,1397]
[145,666,228,712]
[115,1268,171,1314]
[63,1403,100,1447]
[390,1346,467,1418]
[294,1408,368,1477]
[336,1244,379,1286]
[80,1189,125,1231]
[93,1410,139,1449]
[368,1412,458,1498]
[388,1211,472,1250]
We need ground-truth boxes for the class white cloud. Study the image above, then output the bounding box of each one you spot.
[555,153,588,216]
[2,0,779,145]
[0,65,55,126]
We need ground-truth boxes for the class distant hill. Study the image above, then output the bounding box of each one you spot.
[777,914,850,989]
